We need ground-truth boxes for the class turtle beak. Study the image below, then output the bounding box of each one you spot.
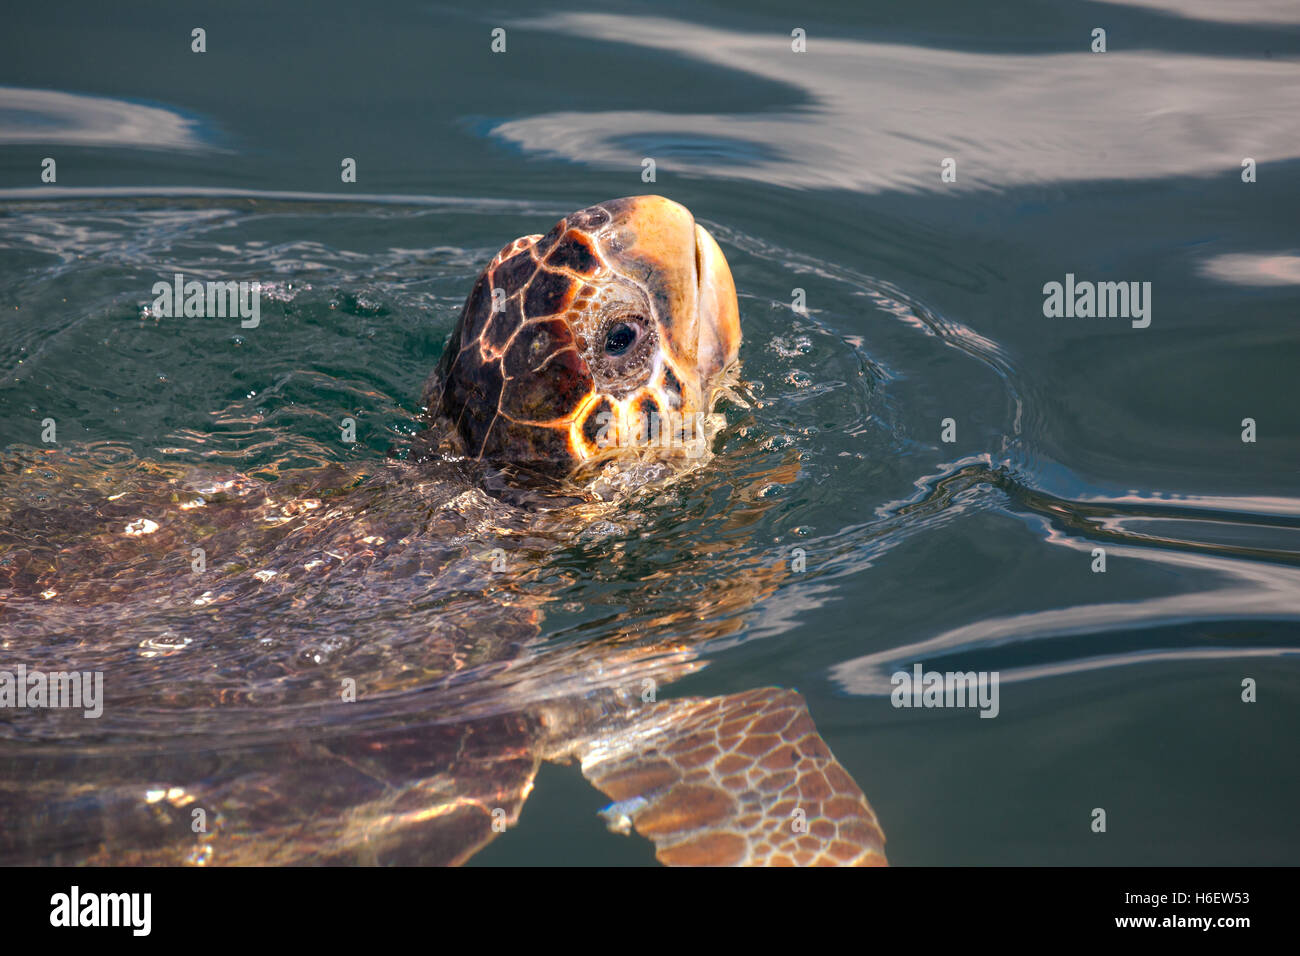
[594,195,741,392]
[693,221,741,383]
[568,197,742,469]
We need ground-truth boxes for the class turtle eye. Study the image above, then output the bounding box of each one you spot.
[604,321,638,356]
[588,308,654,397]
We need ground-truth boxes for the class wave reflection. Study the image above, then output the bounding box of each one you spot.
[494,13,1300,192]
[0,87,207,150]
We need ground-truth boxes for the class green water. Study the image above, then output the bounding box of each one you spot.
[1,0,1298,865]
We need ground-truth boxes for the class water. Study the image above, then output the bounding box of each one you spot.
[1,0,1298,865]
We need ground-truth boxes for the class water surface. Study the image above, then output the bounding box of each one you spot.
[1,0,1298,864]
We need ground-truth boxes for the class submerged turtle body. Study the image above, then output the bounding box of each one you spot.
[0,197,887,867]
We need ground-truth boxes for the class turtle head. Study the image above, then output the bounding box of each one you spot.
[427,196,741,476]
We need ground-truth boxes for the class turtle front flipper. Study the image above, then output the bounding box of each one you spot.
[562,688,887,866]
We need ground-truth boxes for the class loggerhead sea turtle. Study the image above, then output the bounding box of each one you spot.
[0,196,887,866]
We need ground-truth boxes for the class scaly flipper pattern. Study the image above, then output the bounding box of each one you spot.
[566,687,887,866]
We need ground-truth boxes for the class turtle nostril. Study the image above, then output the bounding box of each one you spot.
[604,322,637,356]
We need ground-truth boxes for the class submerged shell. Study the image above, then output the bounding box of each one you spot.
[0,200,886,867]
